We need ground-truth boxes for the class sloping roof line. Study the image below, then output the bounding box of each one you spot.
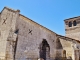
[2,7,56,35]
[2,7,80,43]
[57,34,80,43]
[19,14,56,35]
[64,16,80,21]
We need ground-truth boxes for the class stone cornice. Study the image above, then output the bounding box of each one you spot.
[64,16,80,25]
[64,16,80,22]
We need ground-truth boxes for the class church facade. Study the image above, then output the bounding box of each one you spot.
[0,7,80,60]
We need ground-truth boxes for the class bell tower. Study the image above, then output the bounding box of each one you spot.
[64,16,80,40]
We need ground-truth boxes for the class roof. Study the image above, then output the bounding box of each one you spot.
[64,16,80,21]
[57,34,80,43]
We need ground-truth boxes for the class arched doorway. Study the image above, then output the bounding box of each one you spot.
[39,39,50,60]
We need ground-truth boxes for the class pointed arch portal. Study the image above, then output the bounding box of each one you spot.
[39,39,50,60]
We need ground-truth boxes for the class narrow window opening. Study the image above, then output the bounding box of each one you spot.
[73,21,77,26]
[15,29,19,34]
[68,21,72,27]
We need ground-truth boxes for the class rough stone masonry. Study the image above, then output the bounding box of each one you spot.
[0,7,80,60]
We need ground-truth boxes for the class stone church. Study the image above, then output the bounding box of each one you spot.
[0,7,80,60]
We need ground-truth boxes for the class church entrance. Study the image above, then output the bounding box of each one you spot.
[39,39,50,60]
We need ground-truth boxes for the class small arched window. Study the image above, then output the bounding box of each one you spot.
[73,20,77,26]
[69,21,72,27]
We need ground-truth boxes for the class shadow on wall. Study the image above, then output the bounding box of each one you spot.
[56,38,63,49]
[55,38,73,60]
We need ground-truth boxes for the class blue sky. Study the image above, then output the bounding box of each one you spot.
[0,0,80,35]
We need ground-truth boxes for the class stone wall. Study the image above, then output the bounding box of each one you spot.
[15,15,57,60]
[65,28,80,40]
[59,38,80,60]
[1,7,80,60]
[64,17,80,40]
[0,8,13,60]
[59,38,73,59]
[0,7,19,60]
